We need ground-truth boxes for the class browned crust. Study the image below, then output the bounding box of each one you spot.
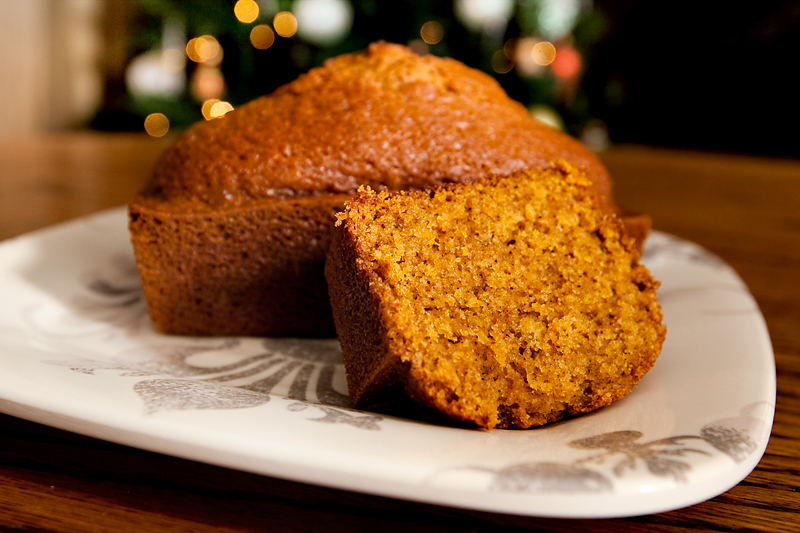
[325,224,408,403]
[129,195,348,336]
[150,42,614,209]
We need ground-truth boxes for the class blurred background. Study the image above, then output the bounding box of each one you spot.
[0,0,797,158]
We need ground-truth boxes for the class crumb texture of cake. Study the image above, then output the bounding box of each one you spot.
[130,41,641,337]
[325,161,666,429]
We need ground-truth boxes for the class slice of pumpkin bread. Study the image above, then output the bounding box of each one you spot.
[325,161,665,429]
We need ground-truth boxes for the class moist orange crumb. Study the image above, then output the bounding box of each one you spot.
[325,161,666,429]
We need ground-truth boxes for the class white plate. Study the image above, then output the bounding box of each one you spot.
[0,208,775,518]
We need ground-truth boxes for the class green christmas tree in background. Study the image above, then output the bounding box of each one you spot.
[113,0,609,148]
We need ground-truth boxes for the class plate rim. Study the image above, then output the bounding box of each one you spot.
[0,207,777,518]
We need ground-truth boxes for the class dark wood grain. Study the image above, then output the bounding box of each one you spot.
[0,134,798,532]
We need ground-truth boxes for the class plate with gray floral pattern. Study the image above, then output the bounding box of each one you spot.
[0,208,775,518]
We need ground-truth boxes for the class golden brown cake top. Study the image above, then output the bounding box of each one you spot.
[147,42,612,210]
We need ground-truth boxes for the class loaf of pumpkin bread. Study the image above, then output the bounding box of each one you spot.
[129,42,647,337]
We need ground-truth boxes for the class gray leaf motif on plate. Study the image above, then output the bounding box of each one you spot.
[569,430,710,483]
[698,402,768,463]
[37,254,380,428]
[424,410,766,495]
[700,426,756,463]
[48,337,356,419]
[135,378,269,415]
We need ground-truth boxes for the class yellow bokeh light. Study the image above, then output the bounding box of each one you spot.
[273,11,298,38]
[512,37,545,77]
[532,41,557,66]
[503,38,517,59]
[144,113,170,137]
[186,35,221,64]
[420,21,444,45]
[210,100,234,118]
[234,0,260,23]
[491,50,513,74]
[201,99,220,120]
[200,98,233,120]
[250,24,275,50]
[202,99,234,119]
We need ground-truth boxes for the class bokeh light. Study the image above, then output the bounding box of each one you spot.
[250,24,276,49]
[454,0,515,34]
[510,37,545,77]
[118,0,598,137]
[528,104,563,130]
[191,66,225,100]
[294,0,353,45]
[201,99,234,119]
[532,41,557,66]
[536,0,583,41]
[201,99,219,119]
[186,35,221,64]
[144,113,170,137]
[491,49,514,74]
[234,0,260,23]
[210,100,234,118]
[502,38,517,59]
[551,45,581,79]
[274,11,298,38]
[420,21,444,45]
[125,51,186,98]
[161,49,186,73]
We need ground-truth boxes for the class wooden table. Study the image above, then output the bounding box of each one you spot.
[0,133,798,532]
